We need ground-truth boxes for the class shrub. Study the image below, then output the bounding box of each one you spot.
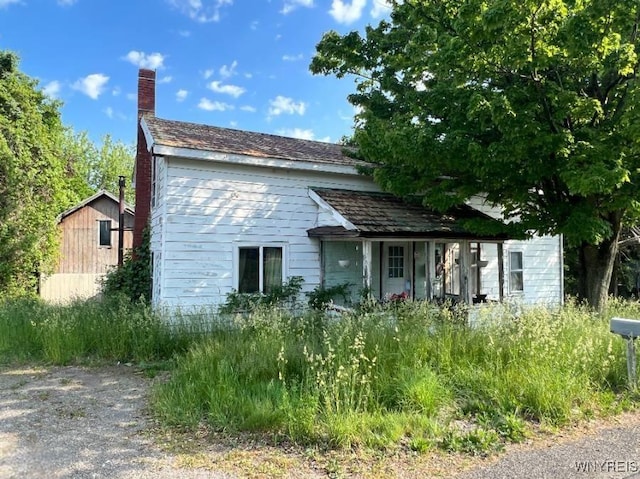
[101,227,151,303]
[306,283,353,310]
[219,276,304,314]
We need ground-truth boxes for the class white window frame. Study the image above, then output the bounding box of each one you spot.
[508,250,524,294]
[233,243,288,293]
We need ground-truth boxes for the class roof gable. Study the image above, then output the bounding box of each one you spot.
[58,190,134,222]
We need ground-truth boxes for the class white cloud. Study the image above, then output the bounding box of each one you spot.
[208,80,245,98]
[123,51,165,70]
[178,30,191,37]
[282,53,303,62]
[219,60,238,78]
[0,0,20,7]
[57,0,77,5]
[277,128,314,140]
[281,0,313,14]
[250,20,259,30]
[198,98,234,111]
[268,95,306,117]
[229,120,238,128]
[72,73,109,100]
[240,105,256,113]
[112,86,121,96]
[104,107,127,120]
[168,0,233,23]
[42,80,61,98]
[203,68,215,79]
[370,0,391,18]
[176,89,189,102]
[158,75,173,84]
[329,0,366,24]
[126,93,137,101]
[277,128,331,142]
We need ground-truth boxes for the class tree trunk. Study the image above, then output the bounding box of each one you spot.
[609,252,619,297]
[577,215,623,311]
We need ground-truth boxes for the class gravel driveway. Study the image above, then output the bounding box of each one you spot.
[1,364,640,479]
[0,365,234,479]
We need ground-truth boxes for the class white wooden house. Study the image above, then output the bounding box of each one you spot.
[133,69,564,310]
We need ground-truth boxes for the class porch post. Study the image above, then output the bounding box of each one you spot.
[497,242,505,301]
[427,241,435,299]
[362,239,373,298]
[424,242,431,299]
[459,240,472,304]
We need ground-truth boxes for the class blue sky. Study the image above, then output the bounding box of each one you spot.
[0,0,391,146]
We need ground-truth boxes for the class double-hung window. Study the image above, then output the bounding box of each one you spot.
[237,245,284,294]
[509,251,524,293]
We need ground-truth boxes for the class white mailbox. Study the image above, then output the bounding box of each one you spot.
[610,317,640,390]
[610,317,640,339]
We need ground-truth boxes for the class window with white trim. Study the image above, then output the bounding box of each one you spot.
[509,251,524,293]
[388,246,404,278]
[237,246,284,294]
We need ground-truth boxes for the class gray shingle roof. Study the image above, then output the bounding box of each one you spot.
[144,116,369,168]
[309,188,508,239]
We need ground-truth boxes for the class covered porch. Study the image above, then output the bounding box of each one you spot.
[307,188,510,305]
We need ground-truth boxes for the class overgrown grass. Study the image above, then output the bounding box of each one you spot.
[152,298,639,453]
[1,295,638,455]
[0,296,200,364]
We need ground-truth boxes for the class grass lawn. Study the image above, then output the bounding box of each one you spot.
[1,295,639,458]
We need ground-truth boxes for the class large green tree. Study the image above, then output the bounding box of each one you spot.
[0,51,68,295]
[311,0,640,310]
[62,130,135,205]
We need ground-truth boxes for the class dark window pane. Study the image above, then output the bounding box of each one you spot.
[99,220,111,246]
[239,248,259,293]
[510,251,523,270]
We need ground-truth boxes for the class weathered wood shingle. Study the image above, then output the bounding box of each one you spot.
[144,116,368,168]
[309,188,508,239]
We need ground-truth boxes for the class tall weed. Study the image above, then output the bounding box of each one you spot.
[153,299,638,451]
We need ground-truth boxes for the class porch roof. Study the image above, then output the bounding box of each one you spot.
[307,188,509,241]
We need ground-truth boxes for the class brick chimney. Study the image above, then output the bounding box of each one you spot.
[133,69,156,250]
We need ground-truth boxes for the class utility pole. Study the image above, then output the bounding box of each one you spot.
[118,176,126,267]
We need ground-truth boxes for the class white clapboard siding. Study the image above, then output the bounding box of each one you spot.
[467,196,563,306]
[151,157,563,310]
[151,157,379,308]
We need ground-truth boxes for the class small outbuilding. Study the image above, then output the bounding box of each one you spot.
[39,190,134,303]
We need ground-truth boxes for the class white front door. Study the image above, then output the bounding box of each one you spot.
[382,242,409,297]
